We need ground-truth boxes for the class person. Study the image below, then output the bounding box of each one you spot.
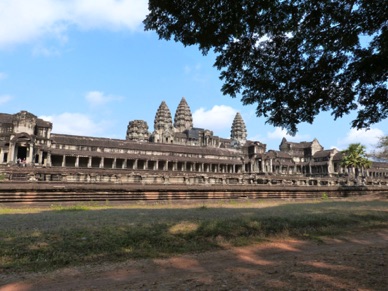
[22,158,26,167]
[17,158,21,167]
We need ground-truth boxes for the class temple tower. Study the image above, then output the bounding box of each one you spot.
[151,101,174,143]
[126,120,150,142]
[174,97,193,132]
[230,112,247,145]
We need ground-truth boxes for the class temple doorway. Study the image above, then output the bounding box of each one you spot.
[17,146,27,160]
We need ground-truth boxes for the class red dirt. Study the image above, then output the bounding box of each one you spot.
[1,229,387,291]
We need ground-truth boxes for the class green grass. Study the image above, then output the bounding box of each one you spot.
[0,198,387,273]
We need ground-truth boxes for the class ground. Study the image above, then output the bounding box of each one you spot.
[1,229,386,291]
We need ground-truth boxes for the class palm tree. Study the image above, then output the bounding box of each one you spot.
[341,143,372,178]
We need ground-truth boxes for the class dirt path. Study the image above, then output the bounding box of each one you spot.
[1,229,387,291]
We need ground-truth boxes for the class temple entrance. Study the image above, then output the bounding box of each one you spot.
[17,146,27,160]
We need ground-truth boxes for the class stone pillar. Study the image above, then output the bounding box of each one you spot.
[112,158,117,169]
[144,160,148,170]
[165,161,169,171]
[62,155,66,167]
[47,152,52,167]
[122,159,127,169]
[28,143,34,165]
[8,142,14,163]
[269,159,273,173]
[87,156,92,168]
[133,159,138,170]
[99,157,104,168]
[75,155,79,167]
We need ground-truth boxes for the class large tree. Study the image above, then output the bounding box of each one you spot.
[144,0,388,134]
[369,136,388,161]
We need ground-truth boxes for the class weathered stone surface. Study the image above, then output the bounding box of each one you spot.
[151,101,174,143]
[230,112,247,145]
[0,97,387,201]
[126,120,150,142]
[174,97,193,132]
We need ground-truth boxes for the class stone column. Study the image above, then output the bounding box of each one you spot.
[269,159,273,173]
[122,159,127,169]
[28,143,34,164]
[38,151,43,165]
[99,157,104,168]
[75,155,79,167]
[87,156,92,168]
[133,159,138,170]
[47,152,52,167]
[62,155,66,167]
[112,158,117,169]
[8,142,14,163]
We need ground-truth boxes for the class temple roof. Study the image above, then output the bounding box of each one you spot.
[0,111,52,128]
[174,97,193,132]
[230,112,247,142]
[51,134,241,157]
[154,101,173,132]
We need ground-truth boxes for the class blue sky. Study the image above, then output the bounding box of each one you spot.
[0,0,386,152]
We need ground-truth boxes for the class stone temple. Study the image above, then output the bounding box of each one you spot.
[0,98,387,190]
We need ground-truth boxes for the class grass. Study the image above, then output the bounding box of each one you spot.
[0,198,387,273]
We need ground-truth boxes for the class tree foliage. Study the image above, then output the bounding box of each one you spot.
[341,143,371,176]
[369,136,388,161]
[144,0,388,134]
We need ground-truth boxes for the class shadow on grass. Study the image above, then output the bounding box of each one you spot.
[0,200,387,274]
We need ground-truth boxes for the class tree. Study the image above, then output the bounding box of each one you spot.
[341,143,371,177]
[369,136,388,161]
[144,0,388,134]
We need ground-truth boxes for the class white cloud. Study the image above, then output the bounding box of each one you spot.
[71,0,147,30]
[193,105,237,132]
[184,64,202,75]
[0,95,13,105]
[267,127,310,141]
[39,112,112,136]
[32,45,61,57]
[336,128,385,152]
[184,65,191,74]
[0,0,148,48]
[85,91,123,107]
[0,72,7,80]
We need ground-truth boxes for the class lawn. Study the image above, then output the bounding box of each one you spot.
[0,197,387,273]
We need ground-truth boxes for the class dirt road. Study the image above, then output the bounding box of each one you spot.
[1,229,387,291]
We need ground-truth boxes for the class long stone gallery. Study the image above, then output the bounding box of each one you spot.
[0,98,387,202]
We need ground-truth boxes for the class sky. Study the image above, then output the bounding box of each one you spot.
[0,0,386,153]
